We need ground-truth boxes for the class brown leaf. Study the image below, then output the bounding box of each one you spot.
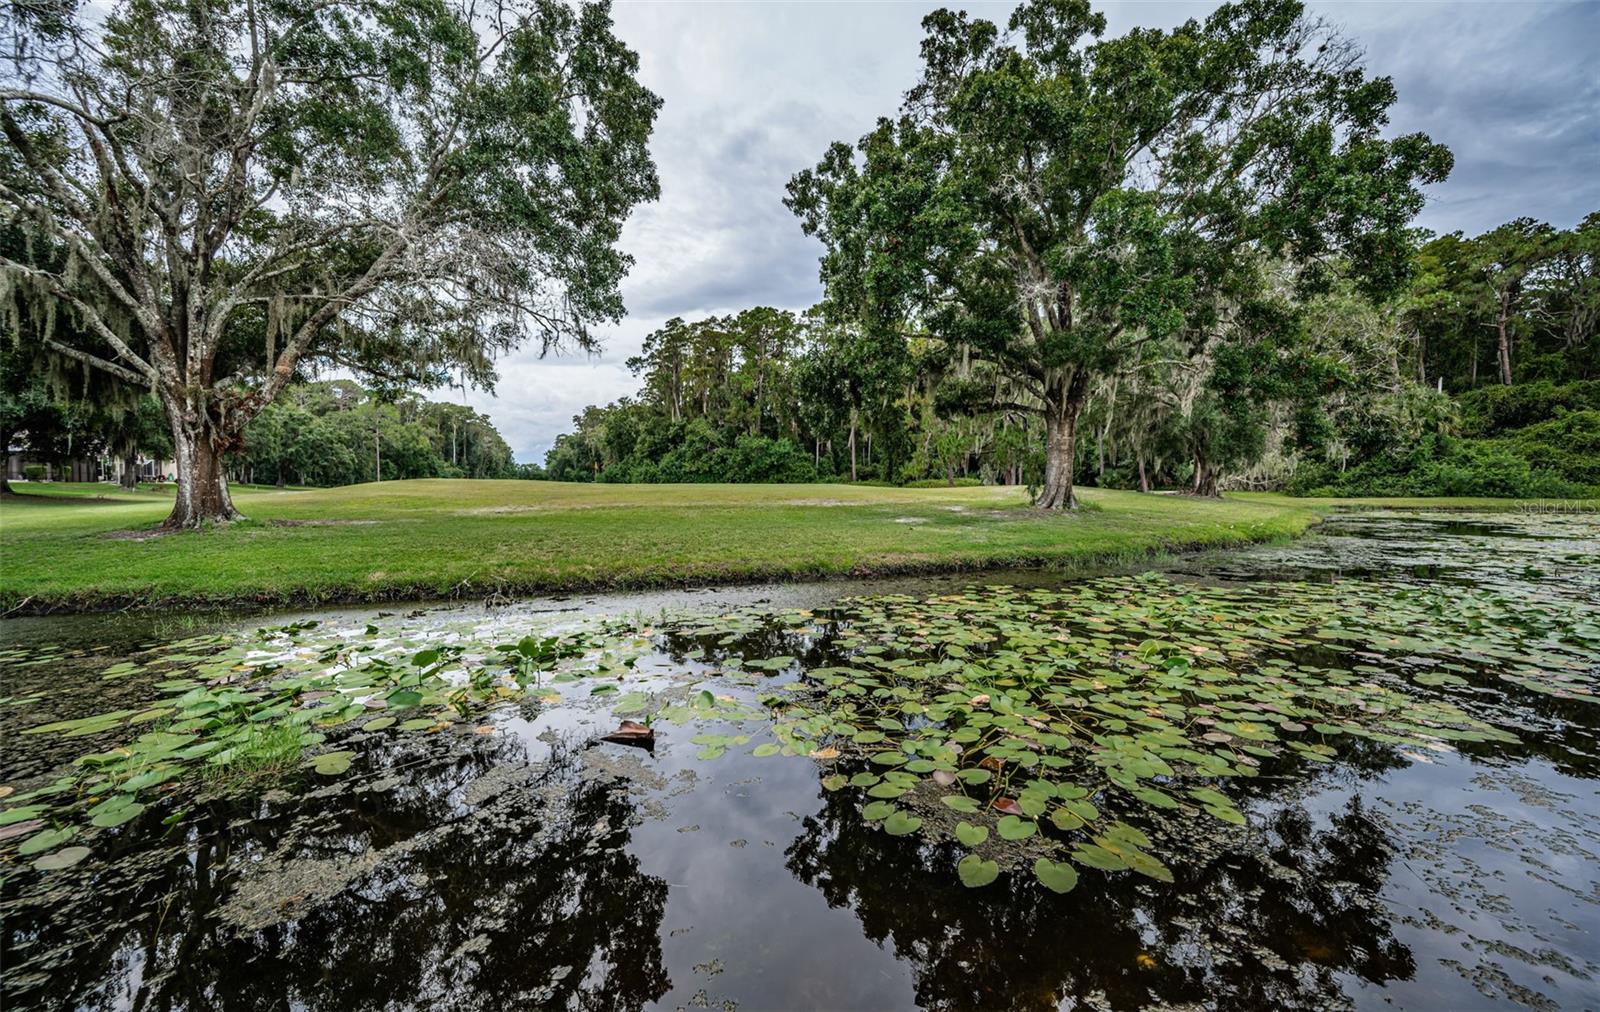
[0,819,44,841]
[991,797,1024,816]
[601,720,654,745]
[808,746,840,760]
[979,755,1005,772]
[967,694,990,707]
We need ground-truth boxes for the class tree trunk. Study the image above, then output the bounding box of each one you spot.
[1496,292,1514,386]
[848,417,857,482]
[1192,452,1219,497]
[0,425,12,496]
[164,423,242,528]
[1035,374,1087,509]
[1137,455,1150,493]
[120,451,139,491]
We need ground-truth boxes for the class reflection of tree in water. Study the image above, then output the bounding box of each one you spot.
[785,788,1413,1011]
[3,732,670,1011]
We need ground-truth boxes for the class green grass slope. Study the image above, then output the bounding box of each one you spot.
[1,480,1321,612]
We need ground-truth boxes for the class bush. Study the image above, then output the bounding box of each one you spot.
[22,463,46,481]
[1455,380,1600,436]
[1291,432,1596,499]
[1490,409,1600,487]
[718,436,818,484]
[904,476,983,488]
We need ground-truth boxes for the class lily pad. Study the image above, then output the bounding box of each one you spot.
[957,854,1000,888]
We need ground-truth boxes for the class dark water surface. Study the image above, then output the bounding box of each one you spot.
[2,510,1598,1011]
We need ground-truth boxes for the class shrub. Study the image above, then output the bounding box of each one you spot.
[1456,380,1600,436]
[1292,433,1595,499]
[1490,409,1600,487]
[904,476,983,488]
[22,463,46,481]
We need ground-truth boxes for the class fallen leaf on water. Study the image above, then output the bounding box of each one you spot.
[600,720,655,746]
[968,694,990,707]
[808,747,840,760]
[932,770,957,787]
[0,819,44,841]
[991,797,1023,816]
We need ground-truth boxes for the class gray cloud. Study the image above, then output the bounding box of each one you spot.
[466,0,1598,462]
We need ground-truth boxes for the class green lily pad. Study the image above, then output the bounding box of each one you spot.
[32,845,91,871]
[1033,858,1079,894]
[954,821,989,847]
[957,854,1000,888]
[883,811,922,836]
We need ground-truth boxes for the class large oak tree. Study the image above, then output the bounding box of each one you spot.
[787,0,1450,507]
[1,0,658,526]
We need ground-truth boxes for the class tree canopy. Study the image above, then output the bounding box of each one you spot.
[1,0,658,524]
[786,0,1451,506]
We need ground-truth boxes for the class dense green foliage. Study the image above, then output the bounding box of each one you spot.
[233,382,516,486]
[1288,215,1599,498]
[543,310,1049,486]
[548,206,1597,498]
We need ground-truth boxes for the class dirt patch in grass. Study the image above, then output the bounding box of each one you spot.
[101,527,173,542]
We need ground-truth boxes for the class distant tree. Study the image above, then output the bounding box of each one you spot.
[1,0,659,526]
[1475,218,1557,386]
[1545,213,1600,370]
[101,395,171,490]
[0,344,55,495]
[788,0,1450,506]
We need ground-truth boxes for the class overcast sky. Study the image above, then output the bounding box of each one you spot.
[457,0,1600,464]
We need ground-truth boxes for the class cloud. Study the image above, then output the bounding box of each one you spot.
[472,0,1597,462]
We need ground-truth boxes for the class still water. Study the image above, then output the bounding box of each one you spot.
[2,510,1597,1011]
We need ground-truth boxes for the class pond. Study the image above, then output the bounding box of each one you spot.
[2,510,1597,1011]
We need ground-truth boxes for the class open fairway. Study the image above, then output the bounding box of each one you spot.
[0,479,1330,612]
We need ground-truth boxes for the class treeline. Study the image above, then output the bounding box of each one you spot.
[232,382,517,486]
[545,213,1598,498]
[1289,214,1599,497]
[542,308,1040,485]
[3,369,519,490]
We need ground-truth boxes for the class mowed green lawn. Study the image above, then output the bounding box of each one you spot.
[11,480,1584,613]
[0,479,1333,612]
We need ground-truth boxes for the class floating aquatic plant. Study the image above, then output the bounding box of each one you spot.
[653,569,1595,891]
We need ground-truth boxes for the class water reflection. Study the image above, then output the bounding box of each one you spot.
[785,778,1416,1011]
[3,731,671,1011]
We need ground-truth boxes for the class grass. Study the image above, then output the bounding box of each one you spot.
[198,722,306,795]
[1232,491,1600,511]
[0,479,1342,613]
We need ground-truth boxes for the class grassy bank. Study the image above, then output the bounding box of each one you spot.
[1233,491,1600,511]
[0,480,1329,613]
